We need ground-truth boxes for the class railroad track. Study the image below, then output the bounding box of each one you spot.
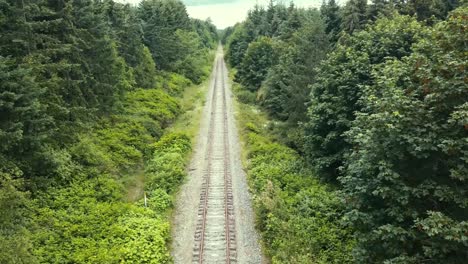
[192,59,237,264]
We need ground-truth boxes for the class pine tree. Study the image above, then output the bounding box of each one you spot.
[139,0,191,71]
[0,57,51,167]
[278,2,302,40]
[320,0,342,42]
[367,0,393,21]
[226,24,250,67]
[263,15,328,124]
[341,0,368,34]
[71,0,134,113]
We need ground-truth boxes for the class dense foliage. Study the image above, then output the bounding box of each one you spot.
[0,0,216,262]
[226,1,467,263]
[224,2,329,149]
[341,8,468,262]
[235,96,354,263]
[305,15,427,181]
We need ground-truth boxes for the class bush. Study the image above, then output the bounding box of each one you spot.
[156,72,193,96]
[119,212,171,263]
[125,88,181,128]
[236,89,257,104]
[239,103,355,263]
[146,132,191,194]
[30,87,193,263]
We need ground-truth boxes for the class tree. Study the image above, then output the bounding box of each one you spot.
[138,0,191,71]
[103,1,157,89]
[172,29,207,84]
[133,46,157,89]
[226,24,250,67]
[236,36,277,92]
[278,2,303,40]
[367,0,394,21]
[409,0,455,21]
[341,7,468,262]
[321,0,342,42]
[341,0,368,34]
[0,57,52,173]
[192,18,218,49]
[304,14,426,181]
[262,15,329,124]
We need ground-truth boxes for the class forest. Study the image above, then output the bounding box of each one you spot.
[0,0,217,262]
[0,0,467,263]
[224,0,467,263]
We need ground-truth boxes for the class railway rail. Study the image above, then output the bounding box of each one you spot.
[192,59,237,264]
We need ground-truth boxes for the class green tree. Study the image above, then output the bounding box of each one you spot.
[367,0,394,20]
[262,16,328,124]
[409,0,458,21]
[172,29,208,84]
[236,36,277,92]
[341,0,368,34]
[304,14,426,181]
[192,18,218,49]
[103,1,157,89]
[321,0,342,42]
[226,24,250,67]
[341,7,468,262]
[0,57,52,169]
[278,2,303,40]
[133,46,157,89]
[138,0,191,71]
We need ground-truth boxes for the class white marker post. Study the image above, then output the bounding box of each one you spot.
[144,192,147,208]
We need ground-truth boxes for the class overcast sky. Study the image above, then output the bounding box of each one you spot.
[118,0,337,29]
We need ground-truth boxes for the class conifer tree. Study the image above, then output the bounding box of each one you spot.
[278,2,302,40]
[341,0,368,34]
[139,0,191,71]
[263,15,328,123]
[320,0,342,42]
[367,0,393,20]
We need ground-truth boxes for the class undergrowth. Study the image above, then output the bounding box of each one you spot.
[234,86,355,263]
[29,61,213,263]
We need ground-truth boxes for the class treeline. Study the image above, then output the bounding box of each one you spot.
[225,0,467,263]
[0,0,216,262]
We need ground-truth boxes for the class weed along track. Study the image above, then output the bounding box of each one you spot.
[192,58,237,263]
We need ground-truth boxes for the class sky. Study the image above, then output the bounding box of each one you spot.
[118,0,332,29]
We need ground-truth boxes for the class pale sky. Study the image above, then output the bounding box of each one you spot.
[118,0,335,29]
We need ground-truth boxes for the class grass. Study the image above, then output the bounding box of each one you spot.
[124,169,145,202]
[167,77,210,142]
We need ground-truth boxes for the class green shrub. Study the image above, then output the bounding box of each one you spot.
[119,212,171,263]
[149,188,173,213]
[236,89,257,104]
[146,132,191,195]
[156,72,193,96]
[239,104,355,263]
[29,87,195,263]
[125,88,181,128]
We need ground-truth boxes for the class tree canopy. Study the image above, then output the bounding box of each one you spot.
[0,0,217,262]
[226,1,467,262]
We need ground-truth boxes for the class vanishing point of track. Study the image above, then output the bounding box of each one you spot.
[192,58,237,263]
